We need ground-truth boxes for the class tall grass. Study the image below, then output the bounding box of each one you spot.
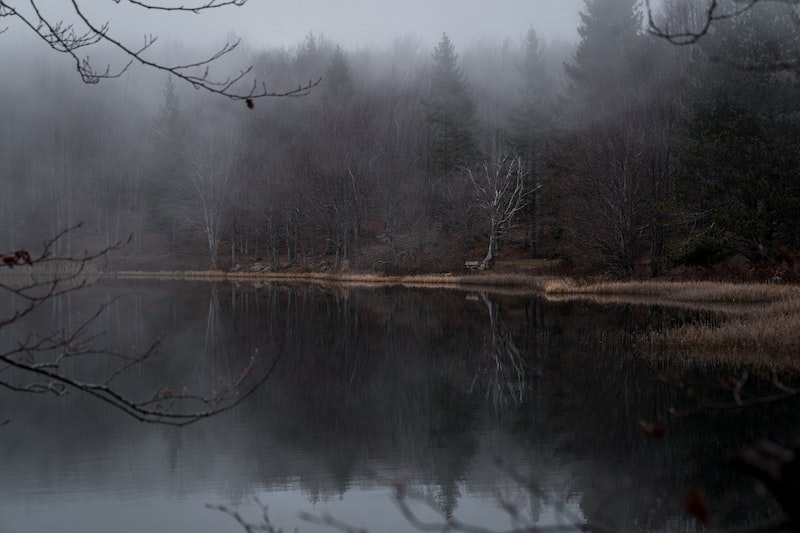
[548,281,800,369]
[543,279,792,304]
[637,294,800,370]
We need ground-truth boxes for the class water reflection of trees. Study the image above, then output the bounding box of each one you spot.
[188,283,800,529]
[471,292,527,413]
[5,281,800,531]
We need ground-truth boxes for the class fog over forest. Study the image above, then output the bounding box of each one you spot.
[2,0,799,279]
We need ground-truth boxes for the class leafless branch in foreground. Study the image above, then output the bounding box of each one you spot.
[0,225,281,426]
[0,0,321,101]
[643,370,800,530]
[645,0,800,46]
[645,0,758,45]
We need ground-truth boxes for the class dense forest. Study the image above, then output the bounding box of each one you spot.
[2,0,799,279]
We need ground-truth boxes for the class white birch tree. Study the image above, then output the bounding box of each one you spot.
[185,129,239,269]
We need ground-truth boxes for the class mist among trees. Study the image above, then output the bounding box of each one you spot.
[2,0,799,279]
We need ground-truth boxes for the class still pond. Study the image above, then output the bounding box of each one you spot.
[0,279,796,532]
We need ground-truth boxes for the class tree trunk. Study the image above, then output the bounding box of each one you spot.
[230,232,236,268]
[480,228,499,270]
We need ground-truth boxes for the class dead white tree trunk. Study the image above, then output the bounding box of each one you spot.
[466,157,533,270]
[185,130,238,269]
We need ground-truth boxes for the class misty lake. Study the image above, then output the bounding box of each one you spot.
[0,280,796,532]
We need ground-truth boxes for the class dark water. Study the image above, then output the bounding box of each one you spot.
[0,280,796,532]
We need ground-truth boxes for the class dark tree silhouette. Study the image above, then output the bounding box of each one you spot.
[425,33,479,177]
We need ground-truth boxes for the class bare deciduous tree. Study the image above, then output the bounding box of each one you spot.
[557,124,654,277]
[0,0,320,101]
[466,157,531,271]
[184,128,240,269]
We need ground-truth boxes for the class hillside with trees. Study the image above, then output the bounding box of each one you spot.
[2,0,799,281]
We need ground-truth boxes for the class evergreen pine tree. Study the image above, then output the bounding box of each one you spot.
[149,76,187,250]
[565,0,644,123]
[324,45,353,101]
[508,28,551,167]
[556,0,671,276]
[674,2,800,262]
[152,76,185,180]
[508,28,554,259]
[426,33,479,177]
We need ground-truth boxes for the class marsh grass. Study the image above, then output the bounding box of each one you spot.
[542,279,791,304]
[638,295,800,370]
[548,280,800,369]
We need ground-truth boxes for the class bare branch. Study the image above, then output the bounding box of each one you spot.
[122,0,247,13]
[0,226,282,426]
[466,157,532,270]
[646,0,800,45]
[0,0,321,99]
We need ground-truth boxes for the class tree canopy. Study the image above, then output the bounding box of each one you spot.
[426,33,479,177]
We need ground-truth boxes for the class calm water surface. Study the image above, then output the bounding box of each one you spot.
[0,280,796,532]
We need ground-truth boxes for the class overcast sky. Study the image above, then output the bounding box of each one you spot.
[227,0,585,48]
[66,0,585,52]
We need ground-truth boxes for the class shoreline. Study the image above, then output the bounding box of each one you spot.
[103,269,800,368]
[109,268,799,305]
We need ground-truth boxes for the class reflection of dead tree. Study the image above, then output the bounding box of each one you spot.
[191,283,244,394]
[0,225,280,426]
[0,1,321,101]
[468,292,526,413]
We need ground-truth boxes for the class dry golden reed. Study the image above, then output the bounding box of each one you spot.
[538,279,800,368]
